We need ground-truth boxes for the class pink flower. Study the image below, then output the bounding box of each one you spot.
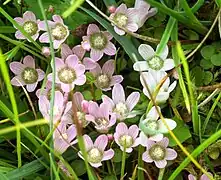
[10,55,45,92]
[39,15,69,49]
[54,123,77,154]
[63,92,91,127]
[130,0,157,28]
[188,173,213,180]
[114,122,140,153]
[102,83,140,121]
[78,134,114,168]
[90,60,123,91]
[47,55,86,93]
[61,44,97,70]
[82,24,116,61]
[14,11,40,41]
[38,91,72,124]
[86,101,116,133]
[142,137,177,168]
[41,47,51,57]
[110,4,138,35]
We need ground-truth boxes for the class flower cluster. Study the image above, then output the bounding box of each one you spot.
[8,0,179,172]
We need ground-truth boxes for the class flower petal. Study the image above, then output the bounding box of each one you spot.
[188,174,196,180]
[149,133,163,142]
[110,75,123,86]
[154,159,167,168]
[23,11,36,22]
[156,92,170,103]
[74,75,86,85]
[114,26,125,36]
[168,81,177,93]
[162,58,175,71]
[128,125,139,139]
[11,76,25,86]
[39,32,49,43]
[115,4,127,14]
[61,44,73,60]
[102,149,114,161]
[14,17,24,26]
[139,132,149,147]
[94,135,108,151]
[23,55,35,68]
[100,103,109,120]
[52,15,63,23]
[55,57,65,71]
[133,61,150,71]
[142,151,153,163]
[113,83,125,104]
[74,92,84,111]
[10,62,25,75]
[126,22,138,32]
[126,92,140,111]
[37,69,45,81]
[138,44,155,60]
[72,45,86,60]
[66,55,79,68]
[158,118,177,133]
[102,95,115,111]
[156,44,168,60]
[90,49,103,61]
[165,148,177,160]
[87,24,100,35]
[158,137,169,148]
[26,82,38,92]
[90,63,102,77]
[15,31,25,39]
[102,60,115,77]
[103,42,116,56]
[103,31,113,40]
[114,122,128,139]
[83,135,93,151]
[88,101,99,118]
[83,58,97,70]
[146,106,160,120]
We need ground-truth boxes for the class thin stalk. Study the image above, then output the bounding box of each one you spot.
[145,0,207,35]
[62,0,84,18]
[37,0,56,179]
[0,7,41,50]
[191,0,205,13]
[158,168,165,180]
[202,92,221,135]
[120,145,126,180]
[176,42,199,134]
[0,51,21,167]
[198,89,220,108]
[138,146,144,180]
[50,154,61,180]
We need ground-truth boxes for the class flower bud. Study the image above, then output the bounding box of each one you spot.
[108,6,116,13]
[107,134,114,141]
[41,47,50,57]
[48,5,54,13]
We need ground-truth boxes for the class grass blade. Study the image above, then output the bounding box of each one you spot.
[0,50,21,167]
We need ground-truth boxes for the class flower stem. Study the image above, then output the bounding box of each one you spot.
[120,145,126,180]
[138,145,144,180]
[158,168,165,180]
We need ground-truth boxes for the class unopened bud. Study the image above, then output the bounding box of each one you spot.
[172,69,179,80]
[108,6,116,13]
[41,47,50,57]
[107,134,114,141]
[48,5,54,13]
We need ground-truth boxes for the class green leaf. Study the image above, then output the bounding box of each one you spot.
[200,59,214,69]
[208,148,220,160]
[95,89,103,100]
[215,0,221,7]
[0,26,15,33]
[183,30,199,40]
[190,66,204,86]
[81,7,142,62]
[166,117,192,147]
[112,149,130,163]
[82,90,93,101]
[103,175,117,180]
[6,158,46,180]
[71,160,86,176]
[86,72,96,83]
[203,71,213,85]
[0,172,9,180]
[211,53,221,66]
[200,45,216,60]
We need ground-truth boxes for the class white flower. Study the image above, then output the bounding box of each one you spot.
[139,106,177,142]
[140,70,177,103]
[133,44,175,72]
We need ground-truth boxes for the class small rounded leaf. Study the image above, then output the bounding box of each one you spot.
[200,59,214,69]
[203,71,213,85]
[200,45,216,60]
[211,53,221,66]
